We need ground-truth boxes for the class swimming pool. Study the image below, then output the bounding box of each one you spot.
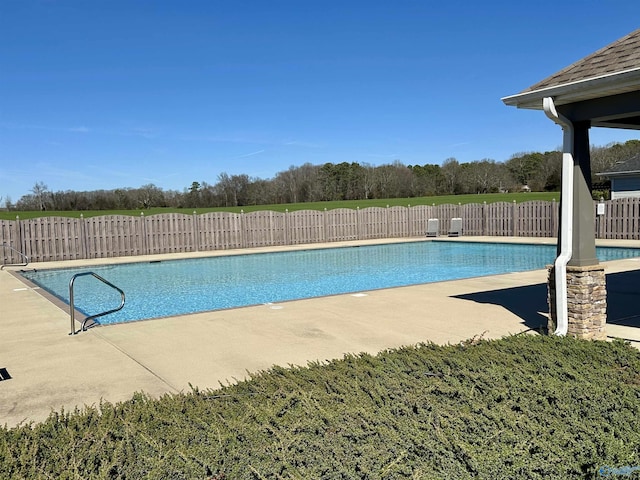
[19,241,640,325]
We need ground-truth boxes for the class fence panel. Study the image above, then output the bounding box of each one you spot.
[434,204,462,235]
[620,197,640,240]
[326,208,358,242]
[460,203,483,236]
[198,212,242,250]
[484,202,513,236]
[410,205,433,236]
[604,199,622,239]
[601,198,640,240]
[84,215,144,258]
[243,211,285,248]
[387,206,409,238]
[619,198,631,239]
[518,200,554,237]
[19,217,85,262]
[625,198,640,240]
[1,219,22,264]
[358,207,386,240]
[288,210,324,245]
[145,213,196,254]
[609,199,624,239]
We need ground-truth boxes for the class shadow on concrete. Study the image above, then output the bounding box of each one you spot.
[453,283,549,332]
[606,270,640,327]
[453,269,640,331]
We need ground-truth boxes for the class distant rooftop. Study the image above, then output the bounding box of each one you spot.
[599,152,640,176]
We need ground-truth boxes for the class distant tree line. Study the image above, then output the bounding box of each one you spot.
[8,140,640,211]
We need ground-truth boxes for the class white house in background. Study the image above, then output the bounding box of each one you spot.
[598,153,640,199]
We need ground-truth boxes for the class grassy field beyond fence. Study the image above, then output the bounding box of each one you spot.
[0,192,559,220]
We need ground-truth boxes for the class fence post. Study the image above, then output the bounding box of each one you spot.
[192,211,199,252]
[240,210,247,249]
[512,200,518,236]
[284,209,290,245]
[79,213,87,259]
[323,208,328,242]
[551,198,558,238]
[141,212,149,255]
[16,215,25,263]
[386,205,390,239]
[481,202,486,236]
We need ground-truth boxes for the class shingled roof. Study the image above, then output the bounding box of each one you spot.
[525,28,640,92]
[599,152,640,176]
[502,28,640,116]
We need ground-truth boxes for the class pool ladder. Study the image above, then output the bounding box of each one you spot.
[1,243,29,270]
[69,272,126,335]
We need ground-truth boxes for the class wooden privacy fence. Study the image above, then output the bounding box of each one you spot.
[1,199,639,264]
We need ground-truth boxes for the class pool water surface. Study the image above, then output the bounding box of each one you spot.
[20,241,640,325]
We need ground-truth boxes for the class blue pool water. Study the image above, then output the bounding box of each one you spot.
[20,241,640,325]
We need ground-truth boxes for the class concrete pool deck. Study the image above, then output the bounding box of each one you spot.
[2,236,640,428]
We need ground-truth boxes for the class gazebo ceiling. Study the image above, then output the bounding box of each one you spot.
[502,29,640,130]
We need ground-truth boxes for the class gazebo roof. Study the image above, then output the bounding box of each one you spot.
[502,29,640,130]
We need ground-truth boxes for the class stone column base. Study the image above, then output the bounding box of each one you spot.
[547,264,607,340]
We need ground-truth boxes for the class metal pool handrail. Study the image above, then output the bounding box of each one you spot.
[1,243,29,269]
[69,272,125,335]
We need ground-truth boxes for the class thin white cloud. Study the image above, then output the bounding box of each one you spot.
[122,127,158,139]
[141,172,181,181]
[282,139,323,148]
[232,149,265,159]
[0,122,89,133]
[177,134,323,149]
[365,153,399,159]
[176,133,259,144]
[0,122,157,139]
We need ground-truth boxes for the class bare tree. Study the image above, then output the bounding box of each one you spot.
[361,163,377,199]
[274,166,301,203]
[31,181,50,211]
[466,159,503,194]
[137,184,165,209]
[533,151,562,191]
[215,173,251,206]
[216,173,233,206]
[441,158,462,194]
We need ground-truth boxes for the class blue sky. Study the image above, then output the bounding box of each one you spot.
[1,1,639,203]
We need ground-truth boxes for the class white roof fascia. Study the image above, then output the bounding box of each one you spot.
[597,169,640,177]
[502,67,640,110]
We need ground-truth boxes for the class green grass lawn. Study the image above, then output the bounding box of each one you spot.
[1,335,639,479]
[0,192,559,220]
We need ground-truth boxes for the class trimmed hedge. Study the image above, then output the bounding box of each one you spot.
[2,335,640,479]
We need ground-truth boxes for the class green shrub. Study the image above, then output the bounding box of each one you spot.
[2,335,640,479]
